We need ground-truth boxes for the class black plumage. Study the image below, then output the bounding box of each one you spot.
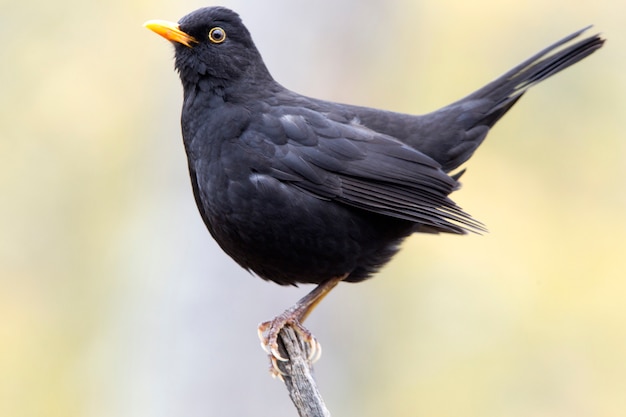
[144,7,604,365]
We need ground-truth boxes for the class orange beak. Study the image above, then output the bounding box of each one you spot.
[143,19,197,47]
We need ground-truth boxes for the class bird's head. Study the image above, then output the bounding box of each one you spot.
[145,7,272,88]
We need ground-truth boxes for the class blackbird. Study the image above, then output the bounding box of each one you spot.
[144,7,604,367]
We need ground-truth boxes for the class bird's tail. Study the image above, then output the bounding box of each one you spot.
[418,27,605,172]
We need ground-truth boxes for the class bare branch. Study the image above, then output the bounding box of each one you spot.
[276,327,331,417]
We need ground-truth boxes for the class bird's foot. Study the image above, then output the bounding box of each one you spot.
[258,309,322,378]
[257,275,346,377]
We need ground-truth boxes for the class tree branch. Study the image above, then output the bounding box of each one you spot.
[276,326,331,417]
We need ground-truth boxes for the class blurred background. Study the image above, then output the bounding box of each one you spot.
[1,0,624,416]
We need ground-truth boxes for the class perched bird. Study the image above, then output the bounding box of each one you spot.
[144,7,604,368]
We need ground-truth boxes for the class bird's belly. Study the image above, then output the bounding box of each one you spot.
[198,173,411,285]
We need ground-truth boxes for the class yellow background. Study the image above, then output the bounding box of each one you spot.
[1,0,624,416]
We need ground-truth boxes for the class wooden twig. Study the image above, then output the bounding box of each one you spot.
[276,327,331,417]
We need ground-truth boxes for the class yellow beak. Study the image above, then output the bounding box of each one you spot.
[143,19,197,47]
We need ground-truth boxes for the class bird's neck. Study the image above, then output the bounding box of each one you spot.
[182,72,282,106]
[180,74,282,153]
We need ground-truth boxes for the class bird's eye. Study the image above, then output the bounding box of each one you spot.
[208,27,226,44]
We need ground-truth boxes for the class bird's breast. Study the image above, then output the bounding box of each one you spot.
[189,150,370,284]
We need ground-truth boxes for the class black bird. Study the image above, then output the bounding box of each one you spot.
[144,7,604,366]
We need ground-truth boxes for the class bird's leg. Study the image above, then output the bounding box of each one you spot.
[258,274,347,375]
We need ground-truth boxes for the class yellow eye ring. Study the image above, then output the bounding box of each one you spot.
[208,27,226,44]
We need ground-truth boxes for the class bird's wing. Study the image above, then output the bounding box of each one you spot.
[241,106,483,234]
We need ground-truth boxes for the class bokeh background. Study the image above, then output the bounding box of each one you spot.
[1,0,624,416]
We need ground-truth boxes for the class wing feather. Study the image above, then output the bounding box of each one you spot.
[245,106,484,234]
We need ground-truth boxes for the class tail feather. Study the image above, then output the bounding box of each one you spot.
[417,27,605,172]
[468,26,605,114]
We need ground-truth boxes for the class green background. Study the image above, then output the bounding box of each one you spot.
[1,0,624,416]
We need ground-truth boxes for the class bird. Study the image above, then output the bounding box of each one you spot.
[144,7,604,371]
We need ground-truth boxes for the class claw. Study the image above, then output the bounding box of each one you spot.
[257,315,320,374]
[269,356,286,380]
[270,344,289,362]
[291,324,320,362]
[309,338,322,363]
[307,336,317,361]
[257,275,347,377]
[257,322,268,344]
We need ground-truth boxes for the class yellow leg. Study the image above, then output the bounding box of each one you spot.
[295,274,345,322]
[258,274,347,373]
